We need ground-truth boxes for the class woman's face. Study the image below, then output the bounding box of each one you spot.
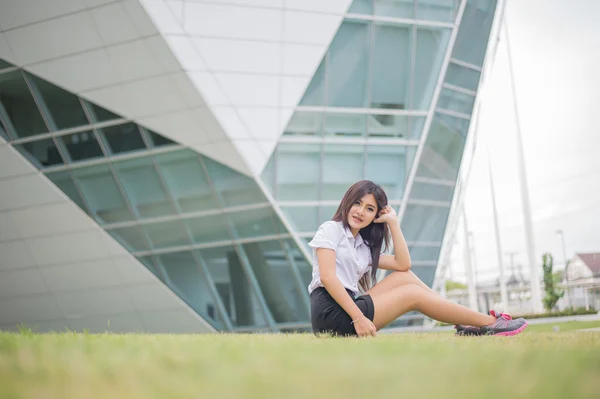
[347,194,378,233]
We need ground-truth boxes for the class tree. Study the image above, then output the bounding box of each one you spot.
[542,253,564,311]
[445,280,467,291]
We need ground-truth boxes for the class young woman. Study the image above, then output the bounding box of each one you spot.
[308,180,528,337]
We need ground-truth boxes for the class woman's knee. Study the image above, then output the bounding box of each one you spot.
[393,283,424,308]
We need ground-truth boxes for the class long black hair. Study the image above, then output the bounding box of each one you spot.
[331,180,390,292]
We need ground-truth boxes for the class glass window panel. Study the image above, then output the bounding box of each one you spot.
[445,63,481,91]
[453,0,497,66]
[157,251,223,328]
[323,113,365,137]
[243,240,308,323]
[14,138,63,168]
[46,170,87,212]
[113,157,175,218]
[374,0,414,18]
[299,59,325,106]
[283,112,323,137]
[409,116,426,140]
[408,245,442,262]
[58,130,104,162]
[229,207,280,239]
[417,0,455,22]
[349,0,373,14]
[327,20,369,107]
[416,113,469,180]
[322,144,364,200]
[365,145,406,200]
[100,123,146,155]
[318,206,338,225]
[370,22,411,110]
[0,118,8,140]
[261,154,275,195]
[157,151,219,213]
[413,27,451,109]
[410,181,455,202]
[276,143,320,201]
[438,88,475,115]
[73,164,134,224]
[0,59,12,69]
[281,207,319,232]
[147,130,176,147]
[199,245,268,327]
[137,255,162,279]
[25,73,88,130]
[108,226,149,252]
[367,114,407,138]
[284,239,312,286]
[86,101,120,123]
[203,156,267,207]
[0,71,47,138]
[142,220,191,249]
[185,213,231,245]
[401,203,451,242]
[412,266,437,287]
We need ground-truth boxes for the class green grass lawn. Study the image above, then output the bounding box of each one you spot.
[1,325,599,399]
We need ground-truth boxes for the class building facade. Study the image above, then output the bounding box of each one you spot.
[0,0,501,333]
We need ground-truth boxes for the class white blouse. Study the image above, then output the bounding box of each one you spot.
[307,221,373,295]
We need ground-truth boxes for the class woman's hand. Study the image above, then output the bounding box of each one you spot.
[374,205,398,225]
[353,316,377,337]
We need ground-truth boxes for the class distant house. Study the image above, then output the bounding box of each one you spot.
[567,253,600,281]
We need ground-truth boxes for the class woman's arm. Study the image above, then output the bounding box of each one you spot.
[375,206,411,272]
[316,248,377,336]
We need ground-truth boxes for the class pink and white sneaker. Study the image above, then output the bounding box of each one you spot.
[480,310,528,336]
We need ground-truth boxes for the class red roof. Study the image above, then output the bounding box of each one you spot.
[577,253,600,275]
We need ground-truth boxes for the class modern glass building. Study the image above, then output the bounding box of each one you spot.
[0,0,502,332]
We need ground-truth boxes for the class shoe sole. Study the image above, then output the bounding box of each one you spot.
[490,322,528,336]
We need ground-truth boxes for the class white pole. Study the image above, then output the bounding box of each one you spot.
[462,206,479,311]
[504,13,543,313]
[488,151,509,310]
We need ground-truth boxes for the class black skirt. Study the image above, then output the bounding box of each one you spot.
[310,287,375,336]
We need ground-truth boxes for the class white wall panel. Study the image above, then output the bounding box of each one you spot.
[0,212,21,242]
[40,259,122,292]
[0,0,88,31]
[0,145,37,178]
[165,35,208,70]
[91,2,144,46]
[0,294,63,324]
[213,73,279,107]
[140,0,185,34]
[55,287,136,317]
[283,11,342,45]
[66,312,145,333]
[286,0,352,14]
[193,38,280,74]
[10,202,93,238]
[138,308,211,333]
[0,174,63,211]
[282,43,325,76]
[0,268,48,299]
[232,140,266,176]
[0,240,37,271]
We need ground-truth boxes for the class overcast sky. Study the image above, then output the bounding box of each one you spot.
[447,0,600,283]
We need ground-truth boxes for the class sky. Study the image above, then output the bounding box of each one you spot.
[447,0,600,284]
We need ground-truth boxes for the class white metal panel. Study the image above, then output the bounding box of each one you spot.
[0,174,63,211]
[136,107,213,146]
[0,241,36,271]
[286,0,352,13]
[213,73,279,107]
[193,38,280,74]
[127,282,189,311]
[164,35,208,70]
[91,2,144,46]
[232,140,266,176]
[0,294,63,324]
[0,145,37,179]
[283,10,342,45]
[282,43,326,76]
[0,0,88,31]
[40,259,122,292]
[210,107,252,140]
[237,108,280,140]
[66,312,145,333]
[55,287,136,317]
[0,212,21,242]
[107,39,167,82]
[0,268,49,299]
[26,229,114,266]
[0,32,15,64]
[113,255,157,284]
[140,0,185,34]
[10,202,93,239]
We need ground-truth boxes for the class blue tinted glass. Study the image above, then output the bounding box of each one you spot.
[365,145,406,200]
[157,251,224,328]
[283,112,323,136]
[137,255,162,279]
[374,0,414,18]
[409,116,426,140]
[157,151,219,213]
[198,245,268,327]
[299,60,325,106]
[26,72,89,131]
[453,0,497,66]
[276,144,320,201]
[445,63,481,91]
[318,205,338,226]
[323,113,365,137]
[411,180,455,202]
[73,164,134,224]
[14,138,64,168]
[413,27,451,109]
[243,240,308,323]
[415,113,469,180]
[185,213,231,245]
[86,101,120,123]
[370,22,411,110]
[417,0,455,22]
[100,123,146,155]
[349,0,372,14]
[203,156,267,207]
[261,154,275,194]
[281,207,319,232]
[408,245,442,262]
[322,144,364,200]
[147,130,176,147]
[367,114,407,138]
[108,226,149,252]
[412,266,437,287]
[327,20,369,107]
[143,220,191,249]
[401,203,451,242]
[113,157,175,218]
[46,170,88,213]
[58,130,104,162]
[228,207,281,239]
[0,71,47,138]
[438,88,475,115]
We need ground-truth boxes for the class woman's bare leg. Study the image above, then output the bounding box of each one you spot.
[369,284,495,330]
[367,270,438,297]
